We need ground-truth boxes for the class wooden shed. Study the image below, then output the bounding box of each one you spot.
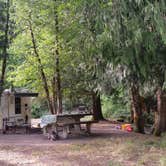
[0,88,38,131]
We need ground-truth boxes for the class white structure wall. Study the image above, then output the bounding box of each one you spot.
[0,92,32,130]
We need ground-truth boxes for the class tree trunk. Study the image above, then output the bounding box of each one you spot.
[153,88,166,136]
[161,93,166,132]
[0,0,10,98]
[55,57,62,114]
[28,16,54,114]
[92,92,104,121]
[54,3,62,114]
[130,104,134,123]
[131,84,145,133]
[161,94,166,132]
[52,76,57,114]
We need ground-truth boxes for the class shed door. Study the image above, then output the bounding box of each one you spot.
[15,97,21,114]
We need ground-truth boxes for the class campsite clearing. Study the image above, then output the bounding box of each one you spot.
[0,121,165,166]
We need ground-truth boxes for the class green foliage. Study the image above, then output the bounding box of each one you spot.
[102,88,130,121]
[31,100,48,118]
[101,0,166,87]
[144,112,154,125]
[1,0,166,125]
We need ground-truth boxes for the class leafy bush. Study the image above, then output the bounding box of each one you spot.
[102,89,130,121]
[31,103,48,118]
[144,112,154,125]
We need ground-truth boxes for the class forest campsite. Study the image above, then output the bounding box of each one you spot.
[0,0,166,166]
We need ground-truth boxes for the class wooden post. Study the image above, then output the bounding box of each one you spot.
[62,126,69,139]
[86,123,91,134]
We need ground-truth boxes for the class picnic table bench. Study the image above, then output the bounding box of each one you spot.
[40,113,98,140]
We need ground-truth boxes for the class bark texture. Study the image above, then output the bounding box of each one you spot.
[55,57,62,114]
[92,92,104,121]
[0,0,10,97]
[54,4,62,114]
[131,84,145,133]
[153,88,166,136]
[52,76,57,114]
[28,16,54,114]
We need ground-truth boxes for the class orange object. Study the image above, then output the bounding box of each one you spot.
[121,124,132,132]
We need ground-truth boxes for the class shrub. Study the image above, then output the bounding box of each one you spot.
[31,104,48,118]
[102,94,130,121]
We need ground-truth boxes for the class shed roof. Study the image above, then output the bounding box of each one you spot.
[14,92,38,97]
[3,88,38,97]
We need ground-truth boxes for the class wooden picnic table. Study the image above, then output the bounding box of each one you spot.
[41,113,98,140]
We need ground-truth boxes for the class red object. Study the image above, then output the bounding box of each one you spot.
[126,126,132,132]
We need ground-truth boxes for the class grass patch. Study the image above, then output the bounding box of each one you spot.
[0,130,166,166]
[160,157,166,166]
[160,134,166,148]
[143,134,166,149]
[108,160,123,166]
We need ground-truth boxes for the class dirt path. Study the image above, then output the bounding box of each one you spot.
[0,121,131,145]
[0,121,164,166]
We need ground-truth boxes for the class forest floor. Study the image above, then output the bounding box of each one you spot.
[0,121,165,166]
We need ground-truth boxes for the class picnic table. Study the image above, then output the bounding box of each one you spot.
[40,113,98,140]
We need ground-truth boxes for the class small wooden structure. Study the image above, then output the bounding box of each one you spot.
[0,88,38,133]
[40,113,98,140]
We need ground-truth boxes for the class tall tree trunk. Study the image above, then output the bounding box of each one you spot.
[161,93,166,132]
[131,84,145,133]
[153,87,166,136]
[153,72,166,136]
[92,92,104,121]
[28,16,54,114]
[52,76,57,114]
[130,104,134,123]
[0,0,10,98]
[55,56,62,114]
[54,3,62,114]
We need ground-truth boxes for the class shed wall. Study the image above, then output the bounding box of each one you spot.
[0,94,32,130]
